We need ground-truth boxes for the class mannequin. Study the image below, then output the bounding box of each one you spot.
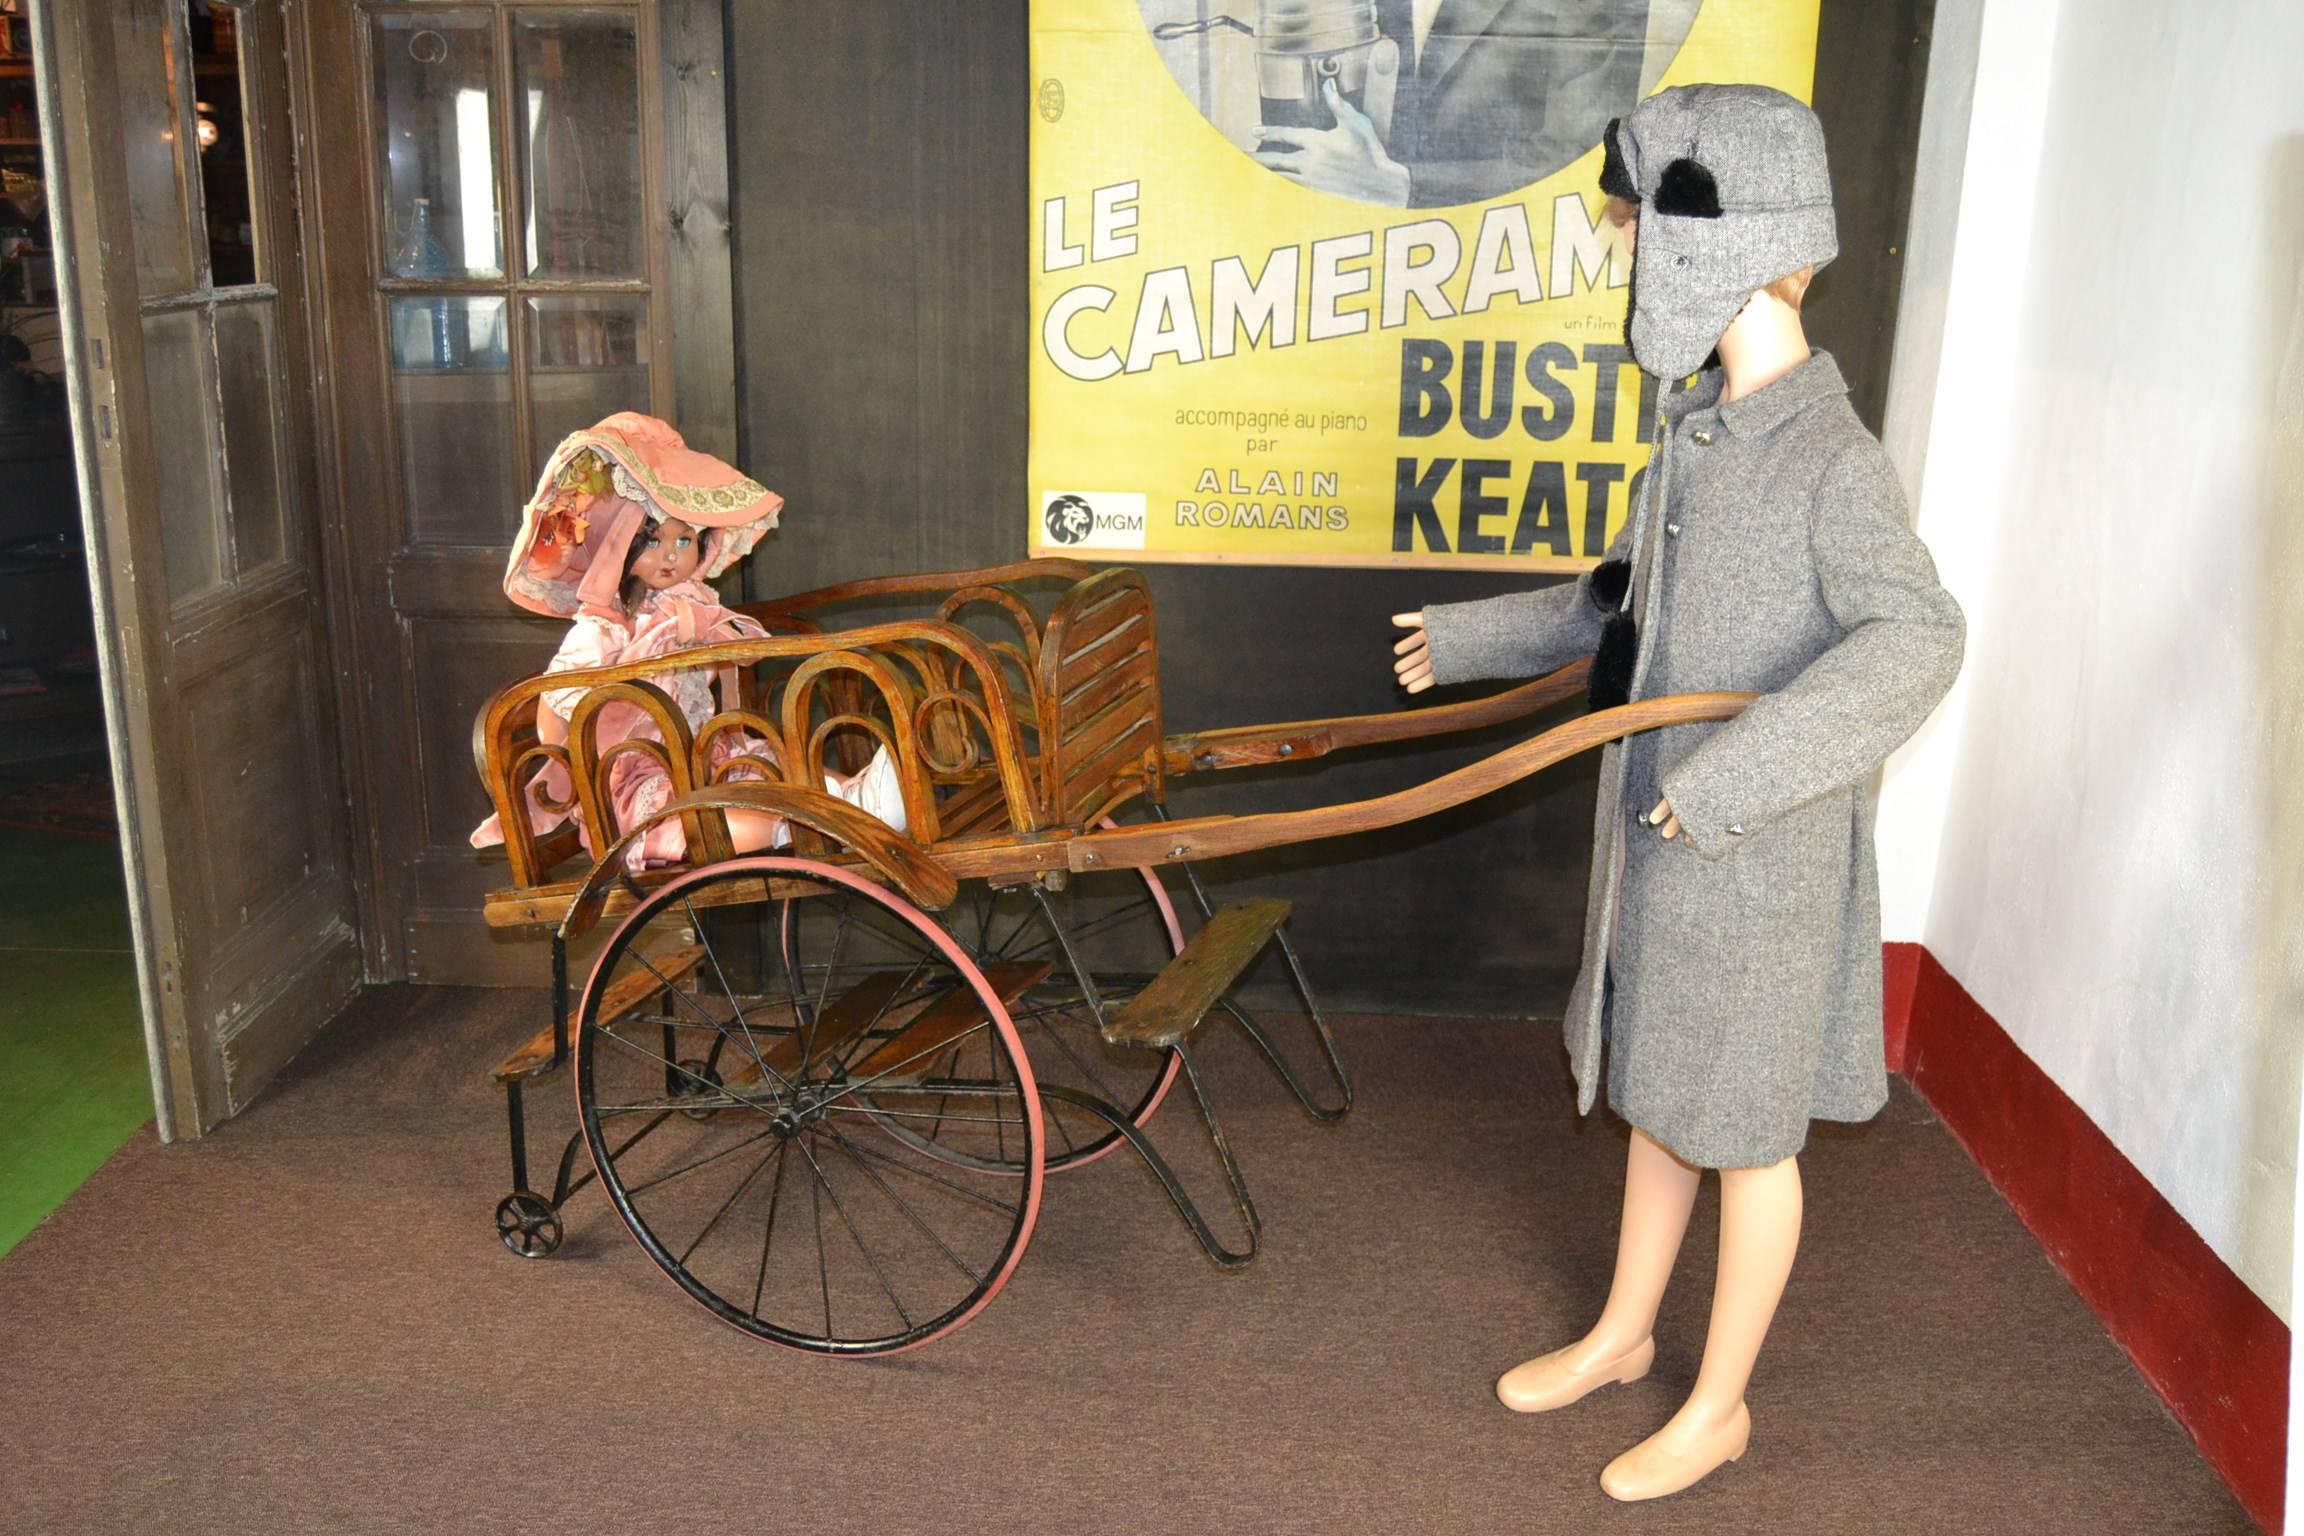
[1389,86,1964,1500]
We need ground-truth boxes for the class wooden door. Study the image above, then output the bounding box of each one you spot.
[38,0,362,1136]
[298,0,733,983]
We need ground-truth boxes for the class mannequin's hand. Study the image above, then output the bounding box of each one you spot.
[1254,80,1412,206]
[1646,797,1682,840]
[1392,612,1435,694]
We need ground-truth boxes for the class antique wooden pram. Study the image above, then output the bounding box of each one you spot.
[472,558,1747,1355]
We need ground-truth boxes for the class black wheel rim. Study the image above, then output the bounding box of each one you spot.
[575,858,1044,1355]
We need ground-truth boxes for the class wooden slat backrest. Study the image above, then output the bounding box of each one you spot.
[1036,569,1164,830]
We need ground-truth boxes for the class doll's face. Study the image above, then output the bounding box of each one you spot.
[632,516,705,590]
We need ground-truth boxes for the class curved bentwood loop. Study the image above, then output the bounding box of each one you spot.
[574,859,1047,1356]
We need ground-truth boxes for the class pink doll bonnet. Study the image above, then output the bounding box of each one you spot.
[501,411,783,620]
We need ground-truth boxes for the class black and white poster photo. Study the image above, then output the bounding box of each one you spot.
[1142,0,1700,207]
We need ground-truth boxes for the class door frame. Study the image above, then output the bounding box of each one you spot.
[31,0,187,1138]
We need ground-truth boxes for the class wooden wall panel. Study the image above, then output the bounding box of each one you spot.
[409,620,559,852]
[179,636,329,929]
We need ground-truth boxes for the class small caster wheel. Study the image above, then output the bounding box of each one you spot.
[675,1058,724,1120]
[496,1192,562,1258]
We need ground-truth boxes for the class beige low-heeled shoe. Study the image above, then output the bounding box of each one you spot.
[1494,1335,1656,1414]
[1598,1401,1752,1501]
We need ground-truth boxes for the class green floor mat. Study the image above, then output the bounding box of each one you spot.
[0,828,151,1259]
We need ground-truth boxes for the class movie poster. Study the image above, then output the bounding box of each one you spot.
[1029,0,1820,569]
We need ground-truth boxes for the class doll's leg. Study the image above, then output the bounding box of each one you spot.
[1598,1153,1802,1501]
[1496,1128,1699,1412]
[724,809,792,852]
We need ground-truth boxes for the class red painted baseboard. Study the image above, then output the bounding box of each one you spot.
[1881,940,1922,1073]
[1893,944,2289,1532]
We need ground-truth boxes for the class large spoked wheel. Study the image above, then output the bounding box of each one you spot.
[826,851,1183,1175]
[574,857,1045,1356]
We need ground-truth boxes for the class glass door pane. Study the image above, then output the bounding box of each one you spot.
[372,10,504,280]
[142,308,228,601]
[215,300,288,573]
[390,296,518,543]
[527,294,650,454]
[515,11,643,279]
[115,0,201,295]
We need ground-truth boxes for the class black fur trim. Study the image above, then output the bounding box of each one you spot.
[1587,557,1631,613]
[1589,612,1637,711]
[1598,120,1638,202]
[1652,156,1723,218]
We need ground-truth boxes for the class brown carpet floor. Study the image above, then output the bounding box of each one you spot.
[0,986,2255,1535]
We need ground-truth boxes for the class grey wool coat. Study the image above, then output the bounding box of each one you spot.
[1422,352,1964,1168]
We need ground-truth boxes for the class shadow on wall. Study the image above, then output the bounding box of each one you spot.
[2255,134,2304,1297]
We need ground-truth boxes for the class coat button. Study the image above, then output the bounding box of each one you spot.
[1666,522,1681,537]
[1693,429,1714,446]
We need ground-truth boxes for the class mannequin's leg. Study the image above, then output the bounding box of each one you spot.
[1496,1128,1700,1412]
[1599,1153,1803,1501]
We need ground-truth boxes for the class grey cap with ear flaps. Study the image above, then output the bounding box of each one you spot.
[1605,84,1839,380]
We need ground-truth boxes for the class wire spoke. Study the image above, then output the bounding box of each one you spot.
[806,1019,997,1114]
[678,1139,784,1267]
[682,894,791,1092]
[787,901,945,969]
[1002,895,1161,963]
[833,1132,1021,1217]
[751,1143,792,1321]
[812,1164,831,1339]
[593,1094,748,1117]
[623,946,795,1096]
[927,1042,963,1145]
[796,898,853,1075]
[822,1102,1030,1128]
[795,1135,913,1332]
[821,1122,982,1284]
[829,950,942,1079]
[627,1010,805,1039]
[1027,1005,1126,1106]
[989,1027,1007,1162]
[984,897,1042,962]
[592,1024,784,1118]
[622,1126,781,1198]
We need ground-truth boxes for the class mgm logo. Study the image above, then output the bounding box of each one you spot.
[1038,491,1146,551]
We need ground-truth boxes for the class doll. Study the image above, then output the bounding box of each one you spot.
[472,412,904,874]
[1391,87,1964,1500]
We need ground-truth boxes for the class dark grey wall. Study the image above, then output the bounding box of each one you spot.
[725,0,1932,1015]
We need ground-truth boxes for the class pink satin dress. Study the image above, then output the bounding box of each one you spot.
[471,581,781,874]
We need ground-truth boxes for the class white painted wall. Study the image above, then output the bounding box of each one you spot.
[1875,0,2304,1325]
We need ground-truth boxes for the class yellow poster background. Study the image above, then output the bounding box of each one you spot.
[1029,0,1820,569]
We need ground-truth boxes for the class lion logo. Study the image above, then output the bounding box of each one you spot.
[1044,493,1095,545]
